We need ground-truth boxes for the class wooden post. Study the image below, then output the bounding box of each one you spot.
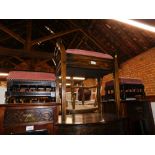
[25,20,32,51]
[58,41,66,123]
[100,77,103,115]
[71,77,75,109]
[97,77,101,112]
[56,75,60,103]
[113,52,121,117]
[82,83,85,105]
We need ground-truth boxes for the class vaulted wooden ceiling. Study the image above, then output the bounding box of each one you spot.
[0,19,155,73]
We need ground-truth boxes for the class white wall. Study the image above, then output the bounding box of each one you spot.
[0,86,7,104]
[151,102,155,124]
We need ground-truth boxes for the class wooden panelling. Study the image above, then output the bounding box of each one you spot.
[4,108,54,126]
[0,106,6,134]
[0,103,59,135]
[67,54,113,70]
[146,95,155,102]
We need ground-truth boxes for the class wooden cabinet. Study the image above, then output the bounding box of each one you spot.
[6,71,56,104]
[102,100,155,134]
[105,78,145,100]
[0,103,59,135]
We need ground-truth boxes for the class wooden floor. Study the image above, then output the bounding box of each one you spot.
[66,104,98,114]
[58,113,119,124]
[55,113,128,135]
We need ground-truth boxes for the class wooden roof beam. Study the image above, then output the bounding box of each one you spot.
[0,23,25,44]
[31,28,81,46]
[0,46,53,59]
[0,68,15,73]
[80,29,107,53]
[12,56,25,62]
[111,20,151,51]
[25,20,32,50]
[107,20,143,54]
[76,36,85,48]
[67,32,79,48]
[101,23,132,58]
[6,59,18,67]
[67,20,108,53]
[36,58,52,66]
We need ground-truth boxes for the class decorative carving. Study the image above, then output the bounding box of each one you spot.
[4,108,53,126]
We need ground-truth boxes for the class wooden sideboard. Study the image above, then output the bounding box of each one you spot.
[0,103,59,135]
[102,99,155,134]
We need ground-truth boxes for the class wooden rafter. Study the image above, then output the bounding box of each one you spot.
[36,58,52,66]
[25,20,32,50]
[76,36,85,48]
[0,31,26,43]
[81,39,95,51]
[67,20,108,53]
[34,23,56,46]
[12,56,24,62]
[11,56,28,66]
[0,46,53,59]
[112,20,150,52]
[81,30,107,53]
[105,21,142,55]
[0,35,11,42]
[126,26,152,49]
[0,23,25,44]
[139,32,155,47]
[100,22,132,58]
[31,28,81,46]
[0,20,26,42]
[68,32,79,48]
[6,59,18,67]
[0,59,15,68]
[0,59,6,66]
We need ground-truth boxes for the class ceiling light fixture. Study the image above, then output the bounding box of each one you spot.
[52,59,56,66]
[114,19,155,33]
[0,73,8,76]
[45,26,55,34]
[59,83,71,86]
[73,77,85,80]
[59,76,85,80]
[59,76,71,80]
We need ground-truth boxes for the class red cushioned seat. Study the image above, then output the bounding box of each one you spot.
[66,49,113,59]
[7,71,56,81]
[105,78,143,87]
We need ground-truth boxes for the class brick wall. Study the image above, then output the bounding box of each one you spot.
[101,47,155,96]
